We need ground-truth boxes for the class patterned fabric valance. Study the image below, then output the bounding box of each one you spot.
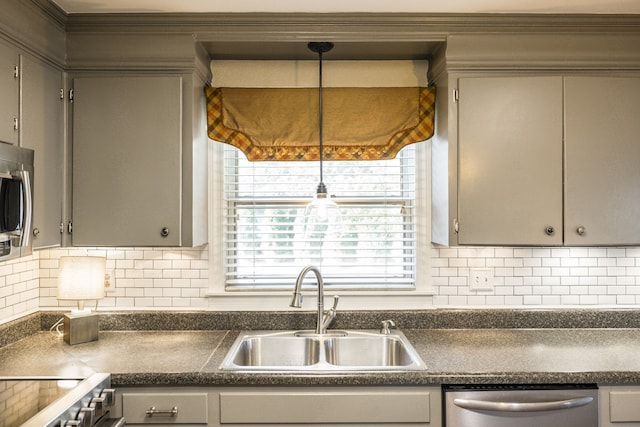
[205,86,436,161]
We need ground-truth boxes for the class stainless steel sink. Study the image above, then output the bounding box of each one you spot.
[220,330,426,372]
[324,335,417,367]
[227,335,321,367]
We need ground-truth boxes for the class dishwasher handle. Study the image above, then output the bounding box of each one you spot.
[453,396,594,413]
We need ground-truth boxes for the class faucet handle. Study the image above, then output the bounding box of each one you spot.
[380,319,396,335]
[330,295,339,310]
[321,295,340,332]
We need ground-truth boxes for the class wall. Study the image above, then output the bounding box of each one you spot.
[432,247,640,306]
[22,246,640,315]
[0,254,40,323]
[1,243,640,324]
[1,4,639,324]
[38,247,209,312]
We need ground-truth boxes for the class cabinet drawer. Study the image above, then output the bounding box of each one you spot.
[122,392,208,424]
[219,390,431,424]
[610,391,640,422]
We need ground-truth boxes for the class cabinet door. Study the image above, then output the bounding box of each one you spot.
[0,40,19,145]
[600,386,640,427]
[72,75,182,246]
[457,76,564,245]
[219,390,434,424]
[21,55,64,248]
[565,76,640,245]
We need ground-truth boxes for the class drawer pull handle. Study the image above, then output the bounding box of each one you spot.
[146,406,178,417]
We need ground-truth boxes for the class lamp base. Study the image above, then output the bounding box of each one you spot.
[63,311,99,345]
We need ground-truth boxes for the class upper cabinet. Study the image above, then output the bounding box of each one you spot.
[432,33,640,247]
[0,39,19,145]
[456,76,564,246]
[564,76,640,245]
[21,54,65,249]
[435,74,640,247]
[67,33,211,247]
[0,35,65,249]
[0,0,68,251]
[71,75,184,246]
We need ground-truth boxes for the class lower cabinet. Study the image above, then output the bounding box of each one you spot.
[600,386,640,427]
[115,386,442,426]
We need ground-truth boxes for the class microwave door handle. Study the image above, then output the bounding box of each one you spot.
[16,170,32,248]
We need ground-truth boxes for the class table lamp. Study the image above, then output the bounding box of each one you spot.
[57,256,106,345]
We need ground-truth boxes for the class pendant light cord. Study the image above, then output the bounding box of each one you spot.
[318,47,324,186]
[308,42,333,195]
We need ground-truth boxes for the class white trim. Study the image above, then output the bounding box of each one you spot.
[206,60,435,311]
[206,141,434,311]
[206,141,435,311]
[208,141,226,295]
[204,290,435,311]
[415,136,432,291]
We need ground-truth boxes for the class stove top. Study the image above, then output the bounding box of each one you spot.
[0,378,82,427]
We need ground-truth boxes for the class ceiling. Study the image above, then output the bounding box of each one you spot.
[52,0,640,14]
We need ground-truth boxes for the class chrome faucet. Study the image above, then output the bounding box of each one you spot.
[290,265,339,335]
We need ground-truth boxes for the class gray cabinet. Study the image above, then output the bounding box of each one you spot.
[66,30,209,248]
[218,388,439,425]
[452,75,640,246]
[0,37,65,249]
[457,76,564,246]
[122,391,209,424]
[71,75,185,246]
[20,54,64,248]
[0,39,19,145]
[564,76,640,246]
[600,386,640,426]
[115,386,441,426]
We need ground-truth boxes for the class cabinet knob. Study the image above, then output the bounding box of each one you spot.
[545,226,555,236]
[32,228,40,237]
[160,227,170,237]
[576,226,586,236]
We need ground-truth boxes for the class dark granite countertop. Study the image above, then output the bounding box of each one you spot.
[2,326,640,387]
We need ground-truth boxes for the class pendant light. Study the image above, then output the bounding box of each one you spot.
[302,42,342,254]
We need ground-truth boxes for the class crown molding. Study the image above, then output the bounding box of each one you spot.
[30,0,68,28]
[64,12,640,35]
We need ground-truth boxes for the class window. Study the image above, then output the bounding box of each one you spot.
[206,59,434,310]
[224,144,416,290]
[207,141,433,310]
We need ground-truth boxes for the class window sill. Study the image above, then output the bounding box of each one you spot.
[204,288,436,311]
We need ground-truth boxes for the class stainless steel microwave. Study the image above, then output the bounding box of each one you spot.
[0,143,34,261]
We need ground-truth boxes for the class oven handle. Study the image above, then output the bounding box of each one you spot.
[94,417,126,427]
[453,396,594,412]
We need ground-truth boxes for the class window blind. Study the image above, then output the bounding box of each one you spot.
[223,145,416,290]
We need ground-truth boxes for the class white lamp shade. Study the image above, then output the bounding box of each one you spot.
[57,256,106,301]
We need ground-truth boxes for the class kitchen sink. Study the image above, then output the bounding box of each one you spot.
[220,329,426,372]
[324,335,417,367]
[227,335,321,367]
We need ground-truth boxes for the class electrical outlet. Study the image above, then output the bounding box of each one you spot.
[104,269,116,292]
[469,268,494,291]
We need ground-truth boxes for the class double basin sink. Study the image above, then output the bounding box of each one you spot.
[220,329,426,372]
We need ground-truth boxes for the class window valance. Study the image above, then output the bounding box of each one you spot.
[205,86,436,161]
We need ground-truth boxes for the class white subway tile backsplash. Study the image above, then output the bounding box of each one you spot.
[431,246,640,308]
[3,243,640,324]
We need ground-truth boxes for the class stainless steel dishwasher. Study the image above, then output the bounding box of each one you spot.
[444,384,598,427]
